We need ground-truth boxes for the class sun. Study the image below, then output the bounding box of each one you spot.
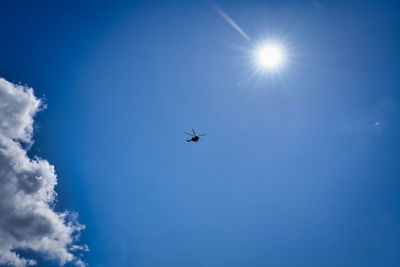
[247,38,291,82]
[257,45,283,68]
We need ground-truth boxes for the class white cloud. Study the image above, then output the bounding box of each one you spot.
[0,78,86,266]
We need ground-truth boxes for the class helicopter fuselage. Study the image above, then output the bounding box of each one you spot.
[188,136,199,142]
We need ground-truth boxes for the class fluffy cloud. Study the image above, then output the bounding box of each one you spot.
[0,78,86,266]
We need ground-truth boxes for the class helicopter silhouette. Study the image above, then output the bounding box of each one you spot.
[185,129,206,142]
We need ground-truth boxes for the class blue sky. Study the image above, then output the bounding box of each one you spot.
[1,0,400,266]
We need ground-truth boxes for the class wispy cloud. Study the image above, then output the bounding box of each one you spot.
[0,78,86,266]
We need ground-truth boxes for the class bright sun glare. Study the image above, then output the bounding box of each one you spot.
[258,45,283,68]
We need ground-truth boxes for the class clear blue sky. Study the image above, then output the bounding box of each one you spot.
[1,0,400,266]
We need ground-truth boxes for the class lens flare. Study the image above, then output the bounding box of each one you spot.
[211,2,250,41]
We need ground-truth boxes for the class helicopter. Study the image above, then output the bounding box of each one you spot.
[185,129,206,142]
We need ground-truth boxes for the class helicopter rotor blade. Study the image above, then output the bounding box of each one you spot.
[198,134,206,136]
[184,132,194,136]
[192,129,196,136]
